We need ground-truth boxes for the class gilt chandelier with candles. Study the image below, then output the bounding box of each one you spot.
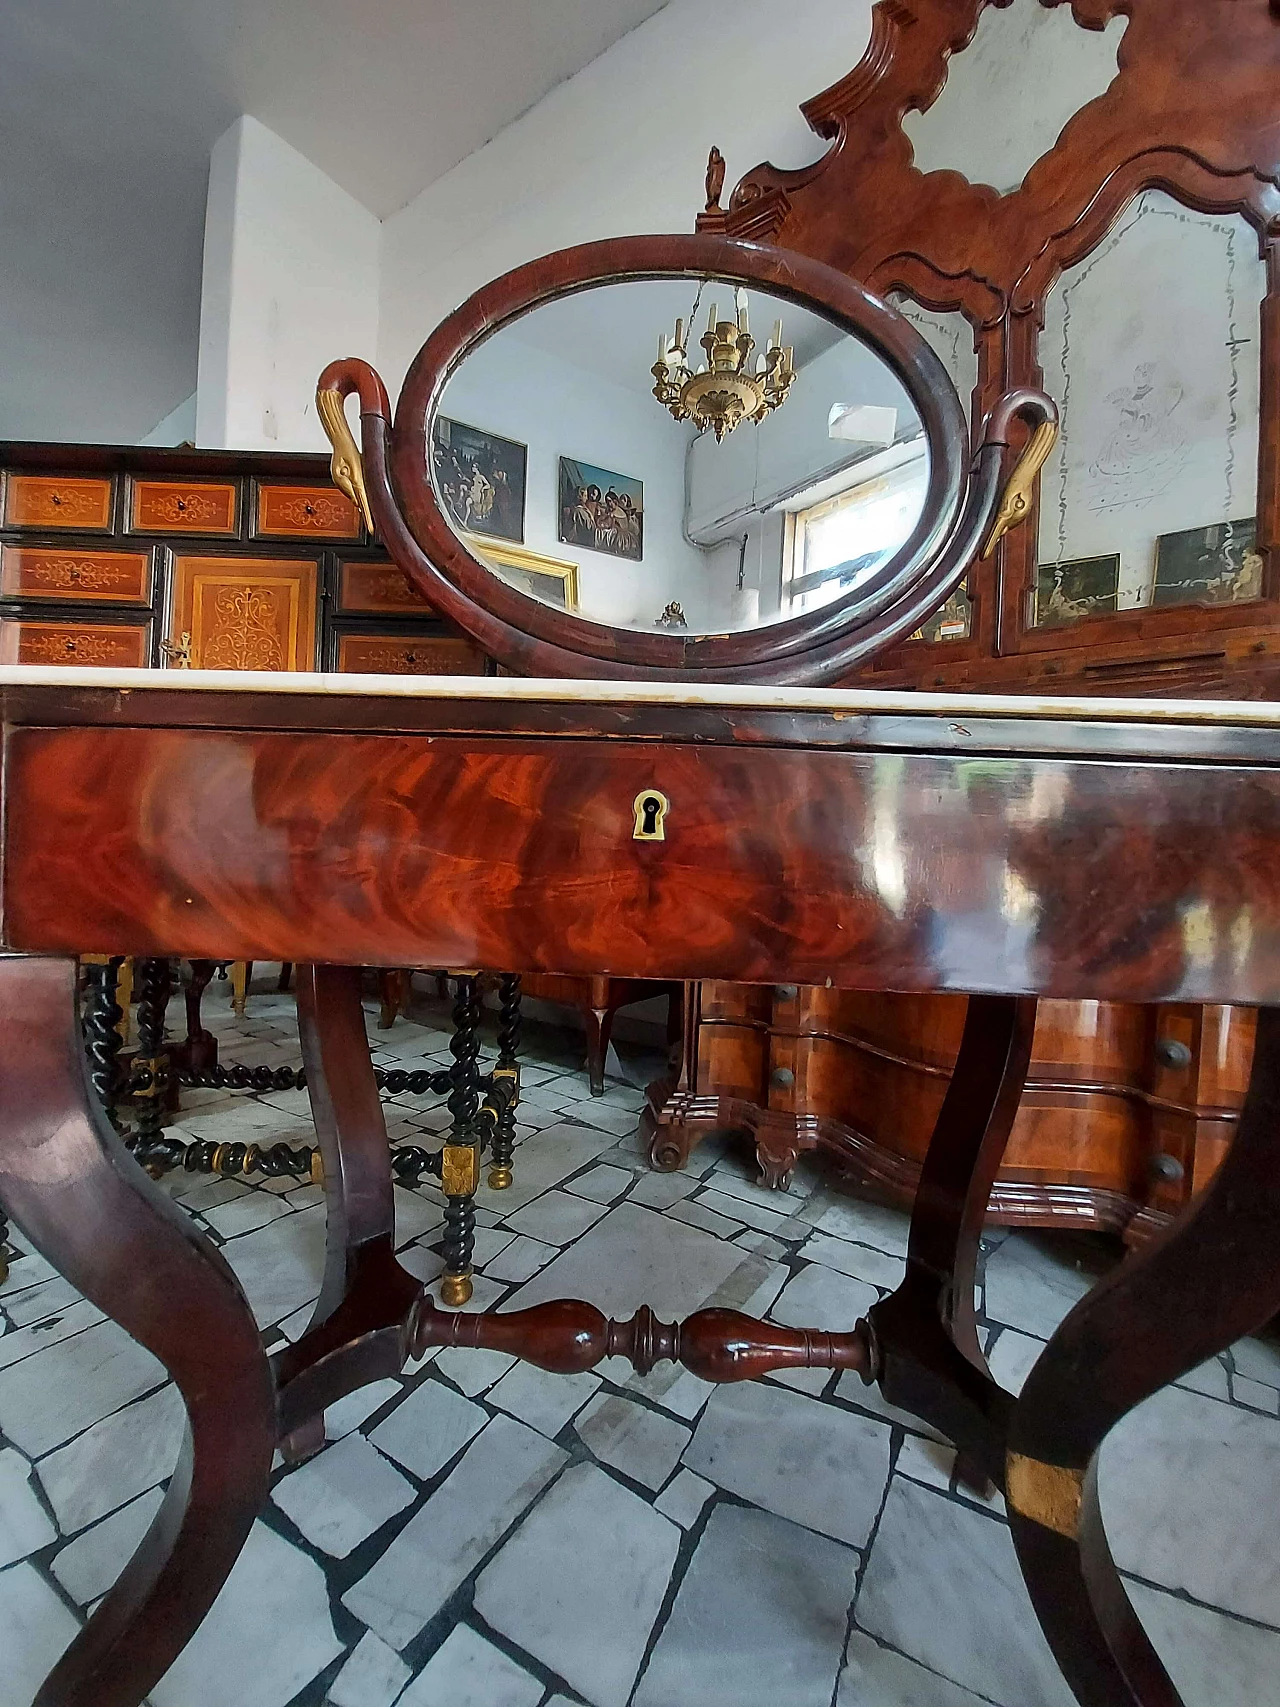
[651,287,795,442]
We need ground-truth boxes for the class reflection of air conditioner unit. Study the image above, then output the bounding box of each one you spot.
[828,403,897,445]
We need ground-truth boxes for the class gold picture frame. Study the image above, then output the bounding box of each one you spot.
[467,535,580,613]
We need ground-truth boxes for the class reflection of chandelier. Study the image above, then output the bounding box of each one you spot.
[652,288,795,442]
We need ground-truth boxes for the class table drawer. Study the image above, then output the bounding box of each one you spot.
[129,480,238,535]
[334,632,486,675]
[2,475,113,532]
[0,616,150,668]
[0,545,152,605]
[336,560,432,615]
[254,483,361,540]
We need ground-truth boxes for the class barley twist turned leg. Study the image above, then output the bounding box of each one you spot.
[131,957,172,1174]
[82,955,127,1133]
[440,974,483,1305]
[488,973,522,1190]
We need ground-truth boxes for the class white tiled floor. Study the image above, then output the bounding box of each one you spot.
[2,977,1280,1706]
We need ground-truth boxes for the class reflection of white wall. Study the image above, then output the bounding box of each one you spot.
[1038,192,1264,606]
[893,301,979,425]
[441,334,707,628]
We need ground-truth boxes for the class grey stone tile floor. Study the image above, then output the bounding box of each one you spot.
[2,975,1280,1705]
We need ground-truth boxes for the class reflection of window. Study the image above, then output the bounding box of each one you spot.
[783,446,928,614]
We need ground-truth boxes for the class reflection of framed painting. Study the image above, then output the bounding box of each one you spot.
[432,417,526,543]
[910,585,971,643]
[468,536,579,612]
[1153,517,1262,607]
[558,457,643,562]
[1035,554,1120,628]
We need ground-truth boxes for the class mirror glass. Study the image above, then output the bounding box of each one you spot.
[431,276,928,633]
[902,0,1126,196]
[1034,191,1265,626]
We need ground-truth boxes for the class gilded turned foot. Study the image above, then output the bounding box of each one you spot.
[440,1270,473,1307]
[488,1165,513,1190]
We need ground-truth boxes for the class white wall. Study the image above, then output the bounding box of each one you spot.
[442,333,707,627]
[377,0,875,398]
[195,116,380,451]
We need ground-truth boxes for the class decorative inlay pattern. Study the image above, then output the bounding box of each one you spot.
[3,476,112,531]
[336,634,486,675]
[131,482,238,534]
[201,586,286,671]
[256,485,361,539]
[0,548,150,604]
[0,620,147,667]
[172,556,317,674]
[337,562,431,614]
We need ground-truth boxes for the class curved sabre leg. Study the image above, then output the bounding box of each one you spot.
[0,957,275,1707]
[276,964,418,1458]
[868,995,1037,1483]
[1008,1004,1280,1707]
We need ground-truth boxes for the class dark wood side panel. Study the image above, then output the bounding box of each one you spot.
[8,725,1280,1004]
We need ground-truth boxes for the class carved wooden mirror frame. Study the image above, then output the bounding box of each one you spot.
[697,0,1280,675]
[319,233,1054,683]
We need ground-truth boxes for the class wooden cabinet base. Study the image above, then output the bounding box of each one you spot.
[643,985,1252,1244]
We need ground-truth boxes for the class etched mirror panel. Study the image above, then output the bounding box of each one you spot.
[903,0,1126,195]
[891,299,979,418]
[433,277,927,634]
[1035,192,1265,625]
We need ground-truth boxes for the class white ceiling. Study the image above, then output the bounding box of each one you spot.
[502,279,848,398]
[0,0,672,444]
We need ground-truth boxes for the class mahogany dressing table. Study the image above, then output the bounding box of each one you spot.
[2,669,1280,1707]
[2,229,1270,1707]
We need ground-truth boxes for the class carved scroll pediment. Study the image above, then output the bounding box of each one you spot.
[720,0,1280,324]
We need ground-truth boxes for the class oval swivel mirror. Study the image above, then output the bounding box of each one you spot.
[319,235,1056,682]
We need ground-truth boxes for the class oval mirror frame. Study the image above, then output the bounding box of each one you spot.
[328,234,1053,682]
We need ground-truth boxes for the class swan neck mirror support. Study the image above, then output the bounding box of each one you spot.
[319,233,1055,683]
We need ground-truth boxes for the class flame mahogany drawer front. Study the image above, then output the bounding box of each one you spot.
[2,474,113,532]
[9,719,1280,1008]
[337,560,432,614]
[129,480,238,535]
[0,618,149,668]
[0,545,152,605]
[254,483,361,540]
[335,632,486,674]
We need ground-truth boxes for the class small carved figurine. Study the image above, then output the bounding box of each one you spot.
[704,145,726,212]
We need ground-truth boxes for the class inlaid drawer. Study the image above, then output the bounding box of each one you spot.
[336,560,432,615]
[129,480,238,535]
[0,546,152,605]
[335,632,486,675]
[0,616,150,668]
[254,484,361,540]
[170,555,319,672]
[2,475,113,532]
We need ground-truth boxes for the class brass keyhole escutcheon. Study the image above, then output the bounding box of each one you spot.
[633,789,670,841]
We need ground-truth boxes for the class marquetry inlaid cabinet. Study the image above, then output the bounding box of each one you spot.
[0,441,488,677]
